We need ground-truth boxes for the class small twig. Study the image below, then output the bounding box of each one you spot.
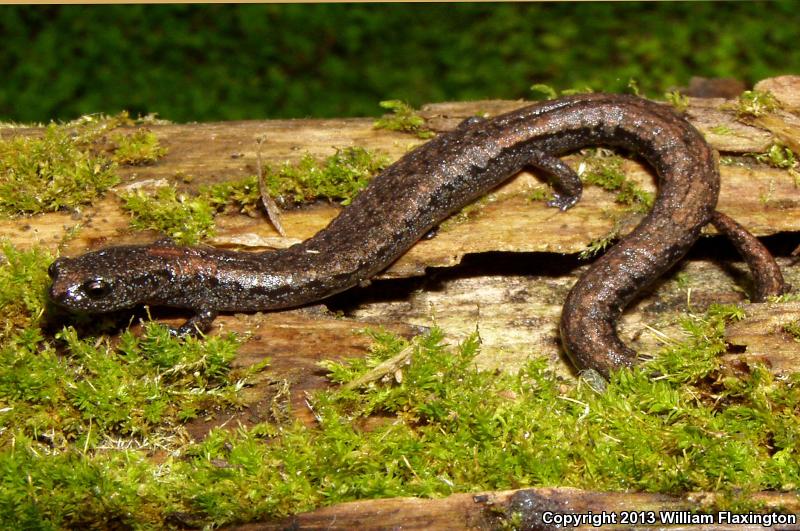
[256,136,286,237]
[342,343,415,391]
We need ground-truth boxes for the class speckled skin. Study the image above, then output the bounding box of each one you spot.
[48,94,779,376]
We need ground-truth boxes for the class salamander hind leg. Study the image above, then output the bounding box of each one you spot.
[525,151,583,211]
[710,211,789,301]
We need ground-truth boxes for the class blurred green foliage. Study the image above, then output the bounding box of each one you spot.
[1,3,798,123]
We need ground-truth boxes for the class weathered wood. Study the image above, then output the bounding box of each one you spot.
[724,302,800,373]
[756,75,800,113]
[2,83,800,261]
[228,487,800,531]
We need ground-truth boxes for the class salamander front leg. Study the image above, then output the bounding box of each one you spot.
[526,151,583,211]
[171,308,219,336]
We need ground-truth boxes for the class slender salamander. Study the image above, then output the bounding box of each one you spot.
[48,94,786,378]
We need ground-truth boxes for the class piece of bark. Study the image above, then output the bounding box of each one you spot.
[755,75,800,113]
[227,487,800,531]
[684,97,774,153]
[723,302,800,374]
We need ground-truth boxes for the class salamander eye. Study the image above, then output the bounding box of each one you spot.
[48,259,63,279]
[82,279,111,298]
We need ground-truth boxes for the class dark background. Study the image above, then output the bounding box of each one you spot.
[2,3,798,123]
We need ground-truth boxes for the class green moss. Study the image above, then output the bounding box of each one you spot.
[664,90,689,113]
[751,143,797,169]
[0,112,173,218]
[112,129,168,165]
[709,124,734,136]
[0,125,118,217]
[674,271,691,290]
[784,320,800,342]
[203,175,262,215]
[748,143,800,186]
[527,186,551,203]
[579,153,654,213]
[205,146,390,210]
[627,78,642,96]
[0,322,247,448]
[0,243,258,459]
[736,90,780,118]
[529,84,558,100]
[66,110,137,144]
[0,323,259,528]
[3,240,799,528]
[120,147,388,244]
[529,83,594,99]
[120,185,216,245]
[0,242,53,335]
[263,146,390,206]
[579,231,619,260]
[373,100,434,139]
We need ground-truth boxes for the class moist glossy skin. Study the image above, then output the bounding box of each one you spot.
[50,94,725,377]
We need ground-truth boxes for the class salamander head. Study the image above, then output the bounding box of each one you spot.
[48,245,181,313]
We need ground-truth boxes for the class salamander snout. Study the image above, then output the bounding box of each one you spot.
[47,246,174,313]
[47,256,120,312]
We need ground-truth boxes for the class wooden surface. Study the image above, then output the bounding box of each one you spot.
[230,487,800,531]
[3,76,800,529]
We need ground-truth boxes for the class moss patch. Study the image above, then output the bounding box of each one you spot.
[735,90,780,118]
[579,152,654,213]
[257,146,390,206]
[749,143,800,186]
[112,129,168,165]
[373,100,434,139]
[0,112,168,218]
[2,240,799,528]
[664,90,689,113]
[0,125,117,217]
[120,185,217,245]
[0,242,53,334]
[530,83,594,99]
[121,147,389,244]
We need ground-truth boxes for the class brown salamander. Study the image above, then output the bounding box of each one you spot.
[48,94,786,378]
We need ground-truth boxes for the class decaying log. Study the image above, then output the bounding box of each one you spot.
[229,487,800,531]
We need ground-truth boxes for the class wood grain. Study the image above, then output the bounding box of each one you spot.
[228,487,800,531]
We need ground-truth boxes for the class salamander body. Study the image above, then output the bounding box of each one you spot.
[51,94,767,377]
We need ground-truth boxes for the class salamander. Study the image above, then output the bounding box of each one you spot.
[48,94,786,378]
